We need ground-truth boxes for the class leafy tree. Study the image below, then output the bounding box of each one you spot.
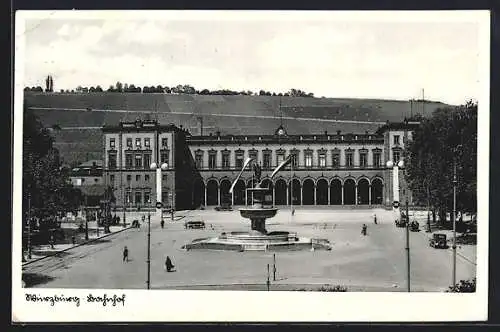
[95,85,103,92]
[115,81,123,93]
[23,104,83,229]
[405,101,477,225]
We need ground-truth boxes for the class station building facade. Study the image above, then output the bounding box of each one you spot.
[102,119,418,210]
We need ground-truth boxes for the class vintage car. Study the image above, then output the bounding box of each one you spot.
[409,220,420,232]
[215,203,233,211]
[184,220,206,229]
[429,233,448,249]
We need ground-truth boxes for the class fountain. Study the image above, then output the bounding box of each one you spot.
[182,158,332,252]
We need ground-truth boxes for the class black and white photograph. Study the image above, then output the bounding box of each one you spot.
[12,10,489,322]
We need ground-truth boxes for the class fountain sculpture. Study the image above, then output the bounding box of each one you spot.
[182,158,332,252]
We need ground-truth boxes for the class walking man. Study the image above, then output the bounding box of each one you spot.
[161,218,165,229]
[165,256,174,272]
[123,246,129,262]
[373,214,377,224]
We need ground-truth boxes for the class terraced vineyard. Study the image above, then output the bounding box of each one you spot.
[24,92,449,165]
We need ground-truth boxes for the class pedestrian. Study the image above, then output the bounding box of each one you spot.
[165,256,175,272]
[161,218,165,229]
[123,246,129,262]
[50,234,55,249]
[373,214,377,224]
[361,224,367,236]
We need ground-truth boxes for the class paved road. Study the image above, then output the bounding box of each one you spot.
[22,209,476,291]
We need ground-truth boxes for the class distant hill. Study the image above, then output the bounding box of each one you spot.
[24,92,451,165]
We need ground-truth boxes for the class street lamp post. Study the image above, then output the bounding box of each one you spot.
[452,159,458,288]
[150,162,168,223]
[387,159,410,292]
[146,212,151,290]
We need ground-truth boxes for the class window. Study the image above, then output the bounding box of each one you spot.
[394,135,400,145]
[125,153,133,169]
[144,138,150,148]
[162,138,168,148]
[277,152,285,166]
[195,152,203,169]
[290,151,298,167]
[346,151,353,167]
[143,153,151,170]
[222,152,230,169]
[209,152,217,169]
[318,152,326,167]
[108,152,117,169]
[359,152,367,168]
[126,175,132,182]
[235,151,244,169]
[125,191,132,204]
[373,151,381,167]
[134,191,142,206]
[135,154,142,169]
[162,174,167,182]
[393,150,401,163]
[144,191,151,205]
[145,174,150,182]
[110,174,115,184]
[161,150,169,167]
[332,151,340,168]
[109,138,115,149]
[249,150,258,164]
[263,152,271,169]
[135,138,141,148]
[136,174,141,181]
[305,151,313,168]
[126,138,132,148]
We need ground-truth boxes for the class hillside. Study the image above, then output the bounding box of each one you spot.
[24,92,450,165]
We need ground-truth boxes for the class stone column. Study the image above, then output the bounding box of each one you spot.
[217,186,220,206]
[355,184,358,205]
[328,185,331,205]
[286,185,289,205]
[368,185,372,205]
[314,185,317,205]
[204,185,207,207]
[341,185,344,205]
[245,188,248,206]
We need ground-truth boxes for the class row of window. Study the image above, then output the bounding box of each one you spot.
[107,151,170,169]
[195,149,393,170]
[109,137,169,149]
[108,174,168,184]
[124,189,170,205]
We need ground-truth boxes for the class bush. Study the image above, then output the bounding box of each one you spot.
[447,278,476,292]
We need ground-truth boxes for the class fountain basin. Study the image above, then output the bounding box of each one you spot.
[239,207,278,220]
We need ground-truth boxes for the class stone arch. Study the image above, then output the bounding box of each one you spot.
[220,179,232,205]
[371,177,384,205]
[206,179,219,206]
[343,178,356,205]
[274,178,287,205]
[193,178,205,207]
[357,178,370,205]
[330,178,342,205]
[302,178,315,205]
[288,178,301,205]
[233,179,246,205]
[316,178,329,205]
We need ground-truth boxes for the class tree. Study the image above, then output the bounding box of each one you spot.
[115,82,123,93]
[95,85,103,92]
[23,104,82,231]
[405,101,477,225]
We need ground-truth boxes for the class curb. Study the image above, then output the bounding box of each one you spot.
[22,225,134,267]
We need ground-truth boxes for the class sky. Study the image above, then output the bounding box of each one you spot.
[18,11,486,105]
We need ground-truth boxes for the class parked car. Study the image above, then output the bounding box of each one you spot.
[215,203,233,211]
[184,221,206,229]
[430,233,448,249]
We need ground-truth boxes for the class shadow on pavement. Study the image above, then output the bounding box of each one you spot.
[31,250,71,258]
[84,238,112,245]
[22,273,56,287]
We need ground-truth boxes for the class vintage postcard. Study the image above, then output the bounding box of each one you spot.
[12,10,490,322]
